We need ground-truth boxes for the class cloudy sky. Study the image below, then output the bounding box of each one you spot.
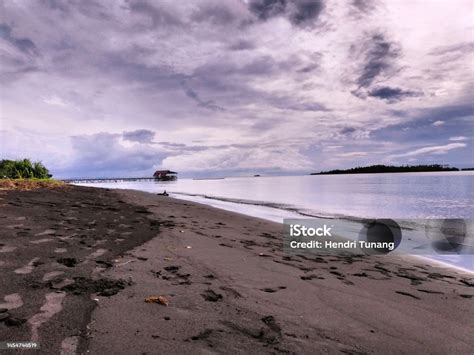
[0,0,473,178]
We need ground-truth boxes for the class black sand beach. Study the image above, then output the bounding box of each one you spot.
[0,185,473,354]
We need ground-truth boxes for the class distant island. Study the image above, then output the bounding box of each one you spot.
[311,164,460,175]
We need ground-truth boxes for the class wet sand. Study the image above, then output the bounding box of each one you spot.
[0,186,473,354]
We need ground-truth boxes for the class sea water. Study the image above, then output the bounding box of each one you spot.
[77,172,474,272]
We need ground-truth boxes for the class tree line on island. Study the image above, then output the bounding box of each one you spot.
[311,164,472,175]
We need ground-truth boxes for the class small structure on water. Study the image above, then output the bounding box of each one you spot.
[153,170,178,181]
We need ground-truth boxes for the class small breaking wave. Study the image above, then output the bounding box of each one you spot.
[171,192,363,221]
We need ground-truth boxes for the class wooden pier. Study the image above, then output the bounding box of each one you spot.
[61,177,162,184]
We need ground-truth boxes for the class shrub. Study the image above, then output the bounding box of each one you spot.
[0,159,52,179]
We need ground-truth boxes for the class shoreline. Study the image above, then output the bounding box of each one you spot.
[414,255,474,275]
[170,193,474,274]
[1,185,473,354]
[77,184,474,273]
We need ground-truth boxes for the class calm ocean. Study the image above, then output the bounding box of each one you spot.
[77,171,474,272]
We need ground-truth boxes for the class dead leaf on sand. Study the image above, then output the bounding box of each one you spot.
[145,295,169,306]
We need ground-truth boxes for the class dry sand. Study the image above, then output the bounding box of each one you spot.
[89,189,474,354]
[0,186,473,354]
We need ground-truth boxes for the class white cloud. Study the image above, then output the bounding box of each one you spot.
[449,136,468,141]
[336,152,368,158]
[43,95,69,107]
[389,143,467,159]
[432,120,445,126]
[162,145,314,173]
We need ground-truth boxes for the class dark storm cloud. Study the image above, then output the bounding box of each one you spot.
[286,102,329,112]
[238,56,279,75]
[289,0,325,26]
[99,54,186,88]
[193,54,305,82]
[123,129,155,143]
[356,33,401,88]
[44,0,110,19]
[368,86,421,102]
[0,23,42,81]
[180,81,225,112]
[157,141,255,154]
[157,142,187,148]
[350,0,378,15]
[229,39,256,51]
[43,0,70,12]
[185,56,290,107]
[248,0,324,27]
[126,0,182,28]
[0,24,38,56]
[339,127,356,135]
[269,97,329,112]
[191,3,238,25]
[429,42,474,56]
[187,52,328,114]
[187,50,328,113]
[297,63,318,73]
[249,0,287,21]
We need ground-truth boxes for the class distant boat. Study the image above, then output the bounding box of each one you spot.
[153,170,178,181]
[254,174,261,177]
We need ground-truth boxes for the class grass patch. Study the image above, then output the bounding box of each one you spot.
[0,178,66,191]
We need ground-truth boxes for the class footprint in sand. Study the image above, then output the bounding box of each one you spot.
[261,286,287,293]
[14,257,41,274]
[201,290,223,302]
[42,271,65,282]
[0,245,17,253]
[300,274,325,280]
[35,229,56,236]
[5,224,24,229]
[87,248,107,259]
[30,238,53,244]
[395,291,421,300]
[0,293,23,310]
[28,292,66,341]
[60,336,79,355]
[417,289,444,295]
[219,243,233,248]
[57,236,73,241]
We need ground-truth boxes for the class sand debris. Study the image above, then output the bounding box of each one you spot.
[144,295,169,306]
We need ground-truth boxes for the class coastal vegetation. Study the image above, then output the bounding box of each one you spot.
[0,159,51,179]
[0,159,63,190]
[312,164,460,175]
